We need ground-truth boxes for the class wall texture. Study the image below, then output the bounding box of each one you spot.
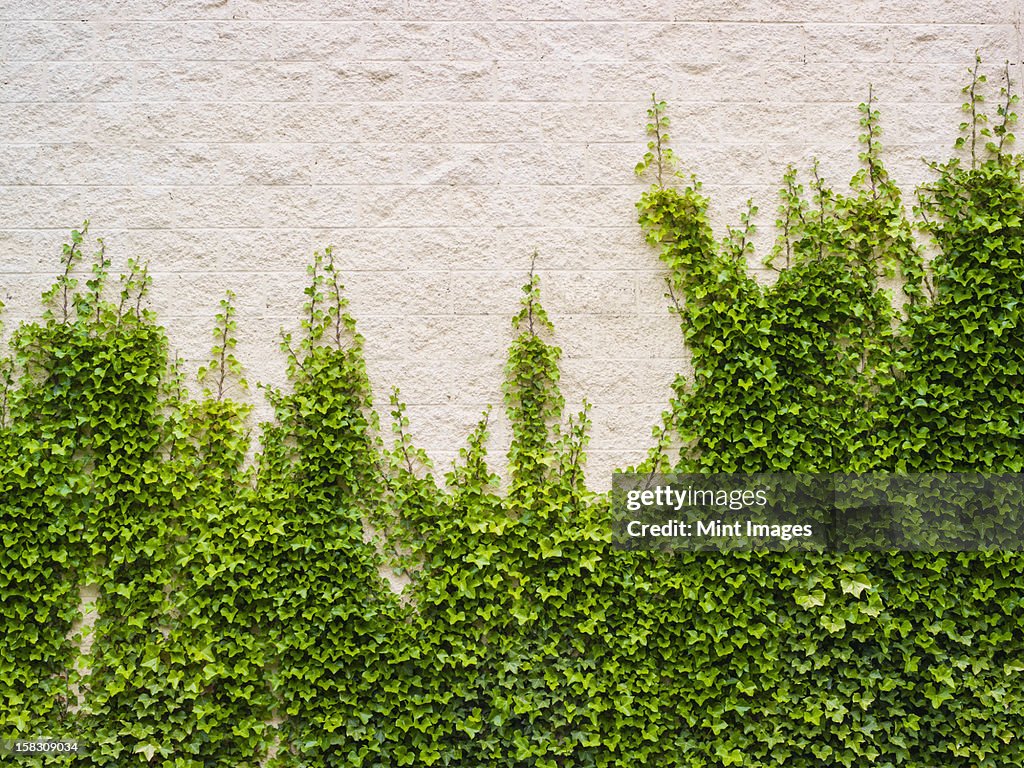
[0,1,1020,487]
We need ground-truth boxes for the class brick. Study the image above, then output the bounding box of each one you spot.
[492,1,591,22]
[361,22,450,61]
[309,225,645,273]
[313,143,409,186]
[232,0,406,21]
[586,141,658,184]
[1,21,97,60]
[584,61,687,101]
[222,143,314,185]
[540,269,639,314]
[0,229,83,272]
[134,61,315,102]
[406,143,586,185]
[447,23,539,61]
[115,227,315,273]
[343,269,453,315]
[547,312,685,359]
[95,21,276,61]
[534,23,629,62]
[0,274,56,318]
[360,185,627,229]
[448,271,524,315]
[0,103,93,142]
[890,23,1018,64]
[273,21,364,60]
[357,316,514,361]
[873,0,1012,24]
[0,142,130,185]
[644,102,860,146]
[123,186,362,228]
[662,0,892,24]
[406,0,498,22]
[93,103,275,144]
[367,357,505,404]
[146,269,310,318]
[587,401,677,450]
[710,23,809,63]
[509,227,649,271]
[445,102,544,143]
[634,269,681,314]
[579,1,671,21]
[494,62,591,102]
[755,62,970,103]
[562,184,640,226]
[560,356,686,402]
[403,404,512,456]
[0,1,131,22]
[318,61,495,102]
[803,24,892,63]
[539,101,648,143]
[623,22,720,61]
[270,103,452,144]
[308,227,466,272]
[0,62,133,102]
[108,0,238,22]
[129,143,226,186]
[0,185,131,228]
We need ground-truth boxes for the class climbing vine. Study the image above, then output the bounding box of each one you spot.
[633,59,1024,766]
[1,58,1022,767]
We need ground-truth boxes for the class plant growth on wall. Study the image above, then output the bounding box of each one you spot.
[628,58,1024,766]
[1,60,1022,766]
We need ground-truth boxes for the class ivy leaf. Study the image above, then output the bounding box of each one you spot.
[795,590,826,608]
[840,575,872,598]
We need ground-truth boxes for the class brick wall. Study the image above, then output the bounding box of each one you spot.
[0,1,1019,487]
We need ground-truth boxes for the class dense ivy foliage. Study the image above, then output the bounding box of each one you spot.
[1,61,1022,766]
[632,61,1024,765]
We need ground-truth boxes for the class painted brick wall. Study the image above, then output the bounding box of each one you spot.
[0,1,1020,487]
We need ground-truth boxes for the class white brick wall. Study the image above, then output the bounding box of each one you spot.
[0,1,1020,487]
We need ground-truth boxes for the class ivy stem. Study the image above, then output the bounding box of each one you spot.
[865,85,879,200]
[969,53,981,169]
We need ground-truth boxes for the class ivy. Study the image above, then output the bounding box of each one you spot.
[247,248,406,767]
[0,58,1022,768]
[634,61,1024,765]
